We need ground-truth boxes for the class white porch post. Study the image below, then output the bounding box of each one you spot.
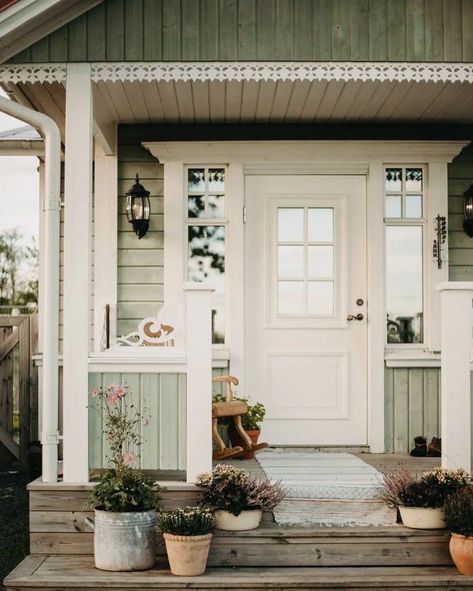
[62,64,93,482]
[184,284,214,482]
[438,282,473,471]
[93,144,118,350]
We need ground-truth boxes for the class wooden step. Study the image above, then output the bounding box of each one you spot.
[5,555,473,591]
[28,526,452,568]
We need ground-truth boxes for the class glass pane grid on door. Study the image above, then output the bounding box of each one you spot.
[276,207,335,317]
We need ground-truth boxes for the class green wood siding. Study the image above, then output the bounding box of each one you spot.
[384,367,440,454]
[88,372,187,470]
[449,144,473,281]
[9,0,473,64]
[117,143,163,337]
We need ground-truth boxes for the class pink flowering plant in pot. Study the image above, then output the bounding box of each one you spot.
[86,384,160,572]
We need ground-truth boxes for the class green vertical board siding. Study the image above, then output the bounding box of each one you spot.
[117,142,163,337]
[449,144,473,281]
[9,0,472,63]
[384,367,440,454]
[88,372,186,470]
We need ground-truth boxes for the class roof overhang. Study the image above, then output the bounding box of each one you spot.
[0,124,43,154]
[0,0,103,63]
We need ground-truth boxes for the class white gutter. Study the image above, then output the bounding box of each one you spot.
[0,96,61,482]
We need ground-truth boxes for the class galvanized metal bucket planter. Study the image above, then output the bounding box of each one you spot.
[86,509,156,571]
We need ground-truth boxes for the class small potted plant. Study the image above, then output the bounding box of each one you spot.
[380,466,469,529]
[195,464,285,531]
[86,384,159,571]
[239,399,266,459]
[444,487,473,575]
[158,506,214,576]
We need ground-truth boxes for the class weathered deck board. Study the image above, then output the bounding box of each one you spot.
[5,556,473,590]
[356,454,440,475]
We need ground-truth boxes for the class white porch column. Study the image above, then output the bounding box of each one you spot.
[93,144,118,350]
[184,284,214,482]
[62,64,93,482]
[438,282,473,471]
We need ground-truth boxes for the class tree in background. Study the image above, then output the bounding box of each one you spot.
[0,229,38,306]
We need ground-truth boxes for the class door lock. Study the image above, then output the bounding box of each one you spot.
[356,298,364,306]
[347,313,364,322]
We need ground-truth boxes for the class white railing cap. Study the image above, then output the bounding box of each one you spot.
[437,281,473,292]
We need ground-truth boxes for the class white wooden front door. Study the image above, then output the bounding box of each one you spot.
[244,175,367,445]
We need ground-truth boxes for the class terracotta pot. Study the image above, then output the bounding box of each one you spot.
[399,506,446,530]
[163,533,212,576]
[243,429,261,459]
[450,533,473,575]
[214,509,262,531]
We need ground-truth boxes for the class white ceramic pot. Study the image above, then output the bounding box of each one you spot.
[163,533,212,576]
[214,509,262,531]
[399,506,446,529]
[87,509,156,571]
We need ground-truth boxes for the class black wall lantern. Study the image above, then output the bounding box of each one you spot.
[464,185,473,238]
[126,174,151,239]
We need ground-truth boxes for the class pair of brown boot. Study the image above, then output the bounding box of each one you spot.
[409,436,441,457]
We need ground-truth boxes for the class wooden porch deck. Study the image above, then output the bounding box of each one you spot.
[6,555,473,590]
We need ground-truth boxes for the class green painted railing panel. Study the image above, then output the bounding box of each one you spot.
[384,367,441,454]
[88,372,187,470]
[9,0,473,63]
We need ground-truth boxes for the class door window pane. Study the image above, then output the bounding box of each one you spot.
[386,226,423,344]
[278,246,304,278]
[188,195,205,218]
[308,208,333,242]
[308,282,334,315]
[308,246,333,279]
[208,194,224,217]
[278,281,304,315]
[278,208,304,242]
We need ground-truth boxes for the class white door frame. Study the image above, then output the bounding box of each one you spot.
[143,140,465,452]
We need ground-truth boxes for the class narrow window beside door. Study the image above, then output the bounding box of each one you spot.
[187,167,226,344]
[385,167,424,345]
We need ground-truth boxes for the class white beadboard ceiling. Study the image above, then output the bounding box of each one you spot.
[12,78,473,135]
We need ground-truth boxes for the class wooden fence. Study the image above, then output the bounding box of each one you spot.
[0,314,38,466]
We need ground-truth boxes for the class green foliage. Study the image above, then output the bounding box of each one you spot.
[158,506,214,536]
[380,466,470,508]
[0,229,38,306]
[444,487,473,536]
[87,467,158,513]
[212,394,266,430]
[195,464,285,516]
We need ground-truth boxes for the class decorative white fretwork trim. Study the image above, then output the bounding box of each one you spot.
[113,308,177,348]
[3,62,473,84]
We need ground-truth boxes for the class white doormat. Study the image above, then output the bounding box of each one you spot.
[257,450,394,527]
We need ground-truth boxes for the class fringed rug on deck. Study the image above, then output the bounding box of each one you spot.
[257,450,395,527]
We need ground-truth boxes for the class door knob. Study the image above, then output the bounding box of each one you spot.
[347,313,364,322]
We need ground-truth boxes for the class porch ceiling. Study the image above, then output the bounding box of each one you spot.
[7,77,473,137]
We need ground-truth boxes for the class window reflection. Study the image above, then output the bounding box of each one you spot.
[188,225,225,344]
[386,226,423,344]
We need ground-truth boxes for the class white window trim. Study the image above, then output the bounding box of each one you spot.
[143,140,466,453]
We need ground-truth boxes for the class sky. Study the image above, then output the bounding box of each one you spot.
[0,88,39,247]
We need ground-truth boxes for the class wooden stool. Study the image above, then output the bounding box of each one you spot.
[212,375,268,461]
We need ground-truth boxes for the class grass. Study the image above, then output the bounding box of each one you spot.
[0,470,29,590]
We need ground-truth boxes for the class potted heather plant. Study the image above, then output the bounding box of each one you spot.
[195,464,285,531]
[86,384,159,571]
[444,487,473,575]
[380,466,469,529]
[158,506,214,576]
